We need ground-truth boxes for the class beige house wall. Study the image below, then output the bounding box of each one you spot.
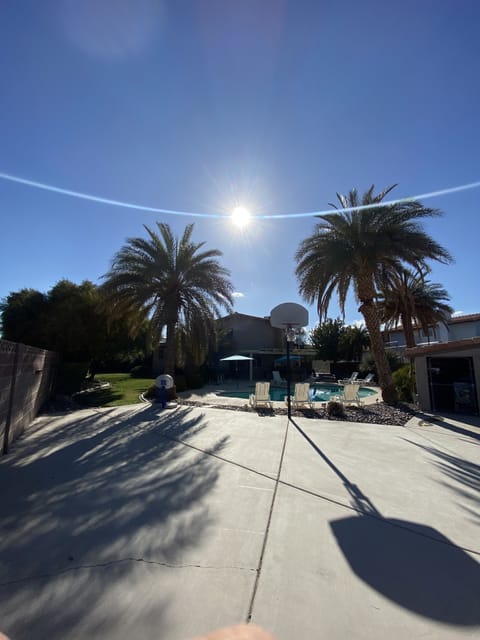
[413,346,480,414]
[220,313,284,351]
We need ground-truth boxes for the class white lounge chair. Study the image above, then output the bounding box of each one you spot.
[272,371,287,386]
[286,383,314,410]
[249,382,273,409]
[358,372,375,384]
[335,382,363,406]
[339,371,359,384]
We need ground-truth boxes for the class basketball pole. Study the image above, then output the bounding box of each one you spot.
[286,330,292,420]
[270,303,308,423]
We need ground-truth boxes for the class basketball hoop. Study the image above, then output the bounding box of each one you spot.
[270,303,308,419]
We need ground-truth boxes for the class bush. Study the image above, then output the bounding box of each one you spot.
[361,350,405,376]
[327,400,345,418]
[393,364,416,402]
[144,384,157,400]
[130,364,152,378]
[145,383,177,402]
[56,361,90,394]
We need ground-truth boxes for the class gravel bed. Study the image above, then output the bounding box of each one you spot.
[179,399,416,426]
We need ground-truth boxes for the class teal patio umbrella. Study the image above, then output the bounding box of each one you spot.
[220,354,254,381]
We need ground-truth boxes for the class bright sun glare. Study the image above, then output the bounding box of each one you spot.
[231,206,251,228]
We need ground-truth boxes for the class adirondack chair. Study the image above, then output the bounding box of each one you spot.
[335,382,363,406]
[286,382,314,409]
[249,382,273,408]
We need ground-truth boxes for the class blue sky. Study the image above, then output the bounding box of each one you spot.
[1,0,479,331]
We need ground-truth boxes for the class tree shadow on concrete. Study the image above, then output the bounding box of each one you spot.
[0,405,228,640]
[290,418,480,626]
[402,438,480,524]
[414,410,480,441]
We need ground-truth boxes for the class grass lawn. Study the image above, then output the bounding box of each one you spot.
[75,373,155,408]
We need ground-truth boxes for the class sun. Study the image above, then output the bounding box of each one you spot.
[231,206,251,228]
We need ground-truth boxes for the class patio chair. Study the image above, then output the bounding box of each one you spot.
[286,382,314,409]
[249,382,273,409]
[335,382,363,406]
[339,371,359,384]
[272,370,287,386]
[357,372,375,384]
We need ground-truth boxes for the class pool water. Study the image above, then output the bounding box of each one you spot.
[219,383,377,402]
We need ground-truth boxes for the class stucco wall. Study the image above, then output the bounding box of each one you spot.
[220,314,283,351]
[0,340,58,453]
[414,347,480,414]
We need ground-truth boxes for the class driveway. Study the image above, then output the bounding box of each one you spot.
[0,404,478,639]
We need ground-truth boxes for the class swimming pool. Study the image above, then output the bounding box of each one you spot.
[218,383,377,402]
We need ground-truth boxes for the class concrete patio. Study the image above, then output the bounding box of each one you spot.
[0,403,478,639]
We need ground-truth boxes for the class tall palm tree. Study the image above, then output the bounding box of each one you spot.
[295,185,453,403]
[102,222,233,375]
[378,267,453,348]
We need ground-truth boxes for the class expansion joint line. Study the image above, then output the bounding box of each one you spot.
[152,425,480,558]
[246,417,291,623]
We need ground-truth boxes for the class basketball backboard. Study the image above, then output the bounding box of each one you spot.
[270,302,308,328]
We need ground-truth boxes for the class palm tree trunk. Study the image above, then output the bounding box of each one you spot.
[164,320,177,376]
[401,311,416,349]
[357,277,398,404]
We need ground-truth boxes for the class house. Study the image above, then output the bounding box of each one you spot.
[217,312,315,381]
[383,313,480,349]
[406,337,480,416]
[384,313,480,415]
[219,312,284,352]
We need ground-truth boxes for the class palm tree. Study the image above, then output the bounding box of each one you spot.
[102,222,233,376]
[378,267,453,348]
[340,325,370,362]
[295,185,453,403]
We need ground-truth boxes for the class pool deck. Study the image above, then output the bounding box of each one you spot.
[177,380,382,408]
[1,401,478,640]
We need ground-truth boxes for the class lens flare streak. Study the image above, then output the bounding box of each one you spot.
[0,172,479,219]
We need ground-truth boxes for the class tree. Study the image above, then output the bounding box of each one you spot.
[46,279,105,362]
[0,288,48,346]
[101,222,233,375]
[295,184,453,403]
[310,318,345,363]
[1,280,149,370]
[378,268,453,348]
[339,325,370,361]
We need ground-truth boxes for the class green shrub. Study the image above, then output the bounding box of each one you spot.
[145,383,177,402]
[361,350,405,376]
[130,364,152,378]
[56,362,90,395]
[392,364,416,402]
[144,384,157,400]
[327,400,345,418]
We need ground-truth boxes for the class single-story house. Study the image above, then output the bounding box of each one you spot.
[406,337,480,415]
